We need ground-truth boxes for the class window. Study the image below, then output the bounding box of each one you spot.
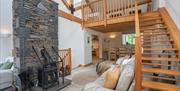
[74,0,82,4]
[122,34,135,45]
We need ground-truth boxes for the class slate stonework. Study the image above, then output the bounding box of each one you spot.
[13,0,58,72]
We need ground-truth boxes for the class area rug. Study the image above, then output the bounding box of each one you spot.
[61,65,98,91]
[72,69,98,86]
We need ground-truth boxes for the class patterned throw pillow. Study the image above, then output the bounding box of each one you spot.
[103,65,122,89]
[0,62,13,70]
[0,63,4,68]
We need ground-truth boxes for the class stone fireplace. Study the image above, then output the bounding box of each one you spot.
[13,0,58,73]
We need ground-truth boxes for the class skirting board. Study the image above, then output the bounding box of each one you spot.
[78,63,93,67]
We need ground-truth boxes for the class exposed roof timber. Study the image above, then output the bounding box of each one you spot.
[75,0,101,11]
[75,0,152,11]
[85,0,93,11]
[121,0,152,10]
[58,10,82,24]
[61,0,70,10]
[69,0,74,5]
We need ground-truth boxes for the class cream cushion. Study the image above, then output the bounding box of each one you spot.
[116,57,124,65]
[83,82,115,91]
[103,65,122,89]
[115,56,135,91]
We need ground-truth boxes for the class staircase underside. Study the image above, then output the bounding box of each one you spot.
[90,21,135,33]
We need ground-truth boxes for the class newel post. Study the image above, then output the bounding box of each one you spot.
[134,0,142,91]
[103,0,107,26]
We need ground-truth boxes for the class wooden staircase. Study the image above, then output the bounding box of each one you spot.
[139,11,180,91]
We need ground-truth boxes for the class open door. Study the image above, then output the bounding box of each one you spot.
[91,35,100,64]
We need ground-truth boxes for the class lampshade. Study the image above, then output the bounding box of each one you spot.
[0,29,12,37]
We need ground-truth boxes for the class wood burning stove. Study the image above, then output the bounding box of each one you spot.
[32,46,59,90]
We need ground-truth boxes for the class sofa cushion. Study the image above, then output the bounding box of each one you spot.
[115,64,134,91]
[0,62,13,70]
[84,83,115,91]
[128,80,135,91]
[96,61,115,75]
[103,65,122,89]
[0,69,13,90]
[116,57,124,65]
[0,63,3,68]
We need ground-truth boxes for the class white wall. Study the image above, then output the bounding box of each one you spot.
[152,0,180,29]
[54,0,105,68]
[0,0,13,61]
[53,0,85,68]
[164,0,180,29]
[58,17,85,68]
[102,32,122,51]
[84,28,103,64]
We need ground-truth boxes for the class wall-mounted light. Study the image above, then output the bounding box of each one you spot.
[109,34,116,39]
[0,29,12,37]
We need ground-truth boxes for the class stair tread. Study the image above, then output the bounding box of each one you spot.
[143,53,179,55]
[142,36,170,40]
[143,39,173,43]
[142,63,180,67]
[142,68,180,76]
[143,48,177,51]
[143,74,180,82]
[141,27,167,31]
[142,80,180,91]
[140,11,160,17]
[142,57,180,62]
[142,32,170,36]
[143,30,167,33]
[143,44,175,47]
[140,21,164,27]
[140,17,162,22]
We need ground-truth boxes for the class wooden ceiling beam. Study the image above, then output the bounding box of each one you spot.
[75,0,101,11]
[58,10,82,24]
[69,0,74,5]
[85,0,93,11]
[61,0,70,10]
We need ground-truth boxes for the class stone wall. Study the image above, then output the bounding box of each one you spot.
[13,0,58,72]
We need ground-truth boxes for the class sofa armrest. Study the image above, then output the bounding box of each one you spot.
[0,69,13,82]
[83,83,116,91]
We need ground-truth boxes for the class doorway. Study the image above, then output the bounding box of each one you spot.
[91,35,100,64]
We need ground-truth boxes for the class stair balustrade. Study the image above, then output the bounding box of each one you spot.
[81,0,152,24]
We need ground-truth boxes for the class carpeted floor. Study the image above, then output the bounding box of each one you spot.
[60,65,98,91]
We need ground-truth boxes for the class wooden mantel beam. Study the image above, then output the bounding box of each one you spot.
[58,10,82,24]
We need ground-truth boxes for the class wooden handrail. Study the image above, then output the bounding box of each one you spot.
[59,48,72,75]
[159,8,180,51]
[75,0,102,11]
[81,0,152,24]
[134,0,142,91]
[103,0,107,26]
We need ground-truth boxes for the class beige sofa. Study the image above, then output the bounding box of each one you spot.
[84,56,135,91]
